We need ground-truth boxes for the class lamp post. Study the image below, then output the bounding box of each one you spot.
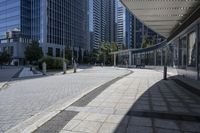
[71,40,77,73]
[63,25,66,74]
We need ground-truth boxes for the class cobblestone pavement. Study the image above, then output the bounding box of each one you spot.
[35,69,200,133]
[0,67,129,133]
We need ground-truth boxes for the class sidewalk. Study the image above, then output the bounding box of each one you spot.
[9,69,200,133]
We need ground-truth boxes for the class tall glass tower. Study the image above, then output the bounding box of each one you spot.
[0,0,88,63]
[89,0,116,51]
[116,0,165,49]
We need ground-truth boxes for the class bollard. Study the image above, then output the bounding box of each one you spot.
[163,66,167,80]
[74,61,77,73]
[42,62,47,75]
[30,66,32,71]
[63,62,66,74]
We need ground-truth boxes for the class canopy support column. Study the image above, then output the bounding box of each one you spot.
[129,51,132,67]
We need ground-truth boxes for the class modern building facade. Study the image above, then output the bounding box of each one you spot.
[116,0,165,49]
[113,0,200,81]
[105,0,116,43]
[0,0,88,64]
[89,0,116,51]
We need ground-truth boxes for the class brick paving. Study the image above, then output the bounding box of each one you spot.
[0,67,129,133]
[52,69,200,133]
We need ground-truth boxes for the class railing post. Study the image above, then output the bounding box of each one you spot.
[154,50,157,66]
[161,49,163,66]
[163,65,167,80]
[163,47,168,80]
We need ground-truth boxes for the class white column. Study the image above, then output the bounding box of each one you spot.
[129,51,132,67]
[154,50,157,66]
[161,49,163,66]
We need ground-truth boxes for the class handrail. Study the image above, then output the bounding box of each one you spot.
[111,40,167,55]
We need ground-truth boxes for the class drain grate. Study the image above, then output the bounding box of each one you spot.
[33,110,78,133]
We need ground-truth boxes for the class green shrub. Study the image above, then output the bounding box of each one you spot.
[38,56,68,70]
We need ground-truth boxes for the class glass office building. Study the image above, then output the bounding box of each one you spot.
[89,0,116,51]
[0,0,21,42]
[0,0,88,63]
[0,0,31,63]
[116,0,165,49]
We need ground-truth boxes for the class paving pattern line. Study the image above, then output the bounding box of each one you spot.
[32,70,133,133]
[5,70,132,133]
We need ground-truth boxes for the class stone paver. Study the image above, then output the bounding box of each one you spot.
[0,67,129,132]
[59,69,200,133]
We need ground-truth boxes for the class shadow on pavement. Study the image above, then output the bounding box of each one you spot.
[114,79,200,133]
[8,65,93,82]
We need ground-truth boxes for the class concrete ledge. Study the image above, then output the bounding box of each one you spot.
[171,76,200,97]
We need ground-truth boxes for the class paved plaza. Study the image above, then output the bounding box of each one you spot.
[0,67,129,133]
[1,68,200,133]
[32,69,200,133]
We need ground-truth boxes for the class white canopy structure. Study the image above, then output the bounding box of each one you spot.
[120,0,200,38]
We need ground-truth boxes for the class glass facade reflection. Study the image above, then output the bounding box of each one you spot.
[0,0,88,62]
[188,32,196,67]
[116,0,165,49]
[115,20,200,80]
[0,0,21,42]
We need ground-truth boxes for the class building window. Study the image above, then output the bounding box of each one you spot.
[188,32,196,67]
[47,47,53,56]
[56,48,60,57]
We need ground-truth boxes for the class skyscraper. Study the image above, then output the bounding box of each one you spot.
[116,0,165,49]
[105,0,116,43]
[116,1,126,48]
[0,0,88,63]
[89,0,116,51]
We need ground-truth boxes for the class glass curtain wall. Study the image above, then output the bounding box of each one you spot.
[0,0,21,43]
[146,51,154,65]
[188,32,197,68]
[179,37,187,69]
[156,49,162,66]
[199,25,200,79]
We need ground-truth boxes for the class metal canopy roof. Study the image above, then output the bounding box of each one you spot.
[121,0,200,38]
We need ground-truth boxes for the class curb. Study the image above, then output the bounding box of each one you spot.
[6,69,132,133]
[0,82,8,90]
[172,77,200,97]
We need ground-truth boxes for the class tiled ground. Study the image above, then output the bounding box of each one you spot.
[58,69,200,133]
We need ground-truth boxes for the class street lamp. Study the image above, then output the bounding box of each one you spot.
[63,25,66,74]
[71,40,76,73]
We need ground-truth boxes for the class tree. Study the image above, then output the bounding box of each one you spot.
[0,51,11,68]
[65,48,72,62]
[24,41,43,64]
[99,42,118,65]
[110,42,118,52]
[152,35,157,45]
[141,35,148,48]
